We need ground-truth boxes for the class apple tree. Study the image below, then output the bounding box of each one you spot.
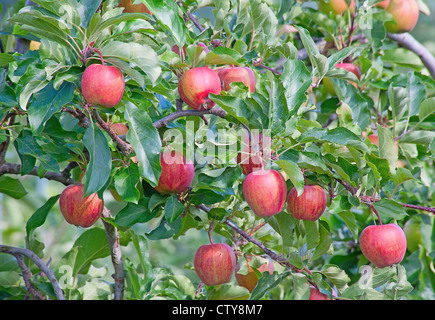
[0,0,434,301]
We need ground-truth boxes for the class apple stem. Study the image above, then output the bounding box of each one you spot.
[370,205,383,225]
[208,221,214,244]
[93,48,105,66]
[302,169,307,185]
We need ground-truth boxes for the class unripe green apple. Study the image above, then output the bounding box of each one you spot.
[81,64,125,108]
[214,66,256,93]
[178,67,222,110]
[359,223,407,268]
[243,169,287,217]
[194,243,236,286]
[287,185,327,221]
[384,0,419,33]
[318,0,356,15]
[235,257,274,292]
[403,218,423,252]
[155,150,195,194]
[59,184,104,228]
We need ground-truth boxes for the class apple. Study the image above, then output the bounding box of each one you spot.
[403,218,423,252]
[384,0,419,33]
[367,134,399,153]
[318,0,356,15]
[309,286,330,300]
[110,123,129,135]
[323,62,361,95]
[243,169,287,217]
[359,223,407,268]
[29,41,41,51]
[375,0,390,8]
[178,67,222,110]
[81,64,125,108]
[287,185,327,221]
[194,243,236,286]
[235,257,274,292]
[118,0,151,14]
[155,149,195,194]
[236,132,272,176]
[59,183,104,228]
[214,66,256,93]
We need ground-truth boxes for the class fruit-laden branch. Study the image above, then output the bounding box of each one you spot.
[0,245,65,300]
[387,32,435,79]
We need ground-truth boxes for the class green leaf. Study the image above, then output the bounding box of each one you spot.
[373,199,407,221]
[115,198,157,228]
[26,194,61,240]
[275,159,304,196]
[419,97,435,122]
[304,220,319,250]
[0,176,28,199]
[377,124,397,174]
[0,53,15,66]
[207,284,250,300]
[249,270,291,300]
[204,47,243,66]
[164,195,185,224]
[83,122,112,196]
[146,217,182,240]
[114,165,140,203]
[125,101,162,186]
[312,221,333,260]
[320,264,351,294]
[268,212,296,247]
[337,211,359,240]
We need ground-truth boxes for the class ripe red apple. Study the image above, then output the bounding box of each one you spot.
[359,223,407,268]
[403,218,423,252]
[194,243,236,286]
[287,185,327,221]
[323,62,361,95]
[235,257,274,292]
[59,184,104,228]
[178,67,222,110]
[81,64,125,108]
[118,0,151,14]
[236,132,271,176]
[384,0,419,33]
[214,66,256,93]
[375,0,390,8]
[309,286,330,300]
[243,169,287,217]
[318,0,356,15]
[155,149,195,194]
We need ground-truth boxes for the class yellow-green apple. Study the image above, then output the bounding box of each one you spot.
[403,218,423,252]
[243,169,287,217]
[287,185,327,221]
[178,67,222,110]
[309,286,330,300]
[318,0,356,15]
[214,66,256,93]
[59,184,104,228]
[236,132,271,176]
[81,64,125,108]
[235,257,274,292]
[359,223,407,268]
[155,149,195,194]
[194,243,236,286]
[323,63,361,95]
[384,0,419,33]
[375,0,390,8]
[118,0,151,14]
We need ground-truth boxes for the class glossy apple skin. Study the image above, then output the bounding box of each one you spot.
[59,184,104,228]
[318,0,356,15]
[194,243,236,287]
[403,219,423,252]
[243,169,287,217]
[375,0,390,8]
[309,286,330,300]
[178,67,222,110]
[215,67,256,93]
[155,150,195,194]
[235,257,274,292]
[81,64,125,108]
[287,185,327,221]
[236,133,271,176]
[323,63,361,94]
[359,224,407,268]
[118,0,151,14]
[385,0,419,33]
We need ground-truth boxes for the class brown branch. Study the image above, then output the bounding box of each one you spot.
[0,245,65,300]
[15,254,46,300]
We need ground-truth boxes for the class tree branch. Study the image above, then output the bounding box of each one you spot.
[153,107,227,129]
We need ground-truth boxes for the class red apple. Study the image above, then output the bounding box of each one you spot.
[359,223,407,268]
[81,64,125,108]
[59,184,104,228]
[318,0,356,15]
[194,243,236,286]
[178,67,222,110]
[214,66,256,93]
[243,169,287,217]
[384,0,419,33]
[155,149,195,194]
[110,123,129,135]
[118,0,152,14]
[287,185,327,221]
[375,0,390,8]
[235,257,274,292]
[309,286,330,300]
[236,132,272,176]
